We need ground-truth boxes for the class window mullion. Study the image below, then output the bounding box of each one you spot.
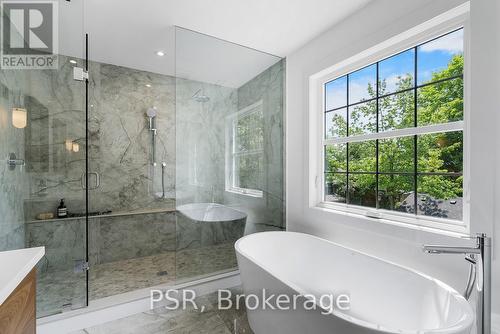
[324,121,464,145]
[346,74,350,204]
[413,46,418,216]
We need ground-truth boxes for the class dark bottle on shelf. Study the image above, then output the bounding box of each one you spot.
[57,199,67,218]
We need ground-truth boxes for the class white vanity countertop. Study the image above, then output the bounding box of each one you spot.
[0,247,44,305]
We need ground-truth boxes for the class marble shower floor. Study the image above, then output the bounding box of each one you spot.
[70,287,254,334]
[37,243,238,318]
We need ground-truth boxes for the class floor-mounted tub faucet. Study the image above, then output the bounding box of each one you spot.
[423,234,491,334]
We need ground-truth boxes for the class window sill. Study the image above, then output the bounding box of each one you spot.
[313,202,468,238]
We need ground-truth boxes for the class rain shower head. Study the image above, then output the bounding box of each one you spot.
[192,89,210,103]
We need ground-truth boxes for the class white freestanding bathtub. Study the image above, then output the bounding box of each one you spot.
[235,232,474,334]
[177,203,247,222]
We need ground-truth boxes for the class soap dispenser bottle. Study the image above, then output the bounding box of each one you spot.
[57,199,67,218]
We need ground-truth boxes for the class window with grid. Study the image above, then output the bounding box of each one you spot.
[323,28,464,222]
[226,101,264,197]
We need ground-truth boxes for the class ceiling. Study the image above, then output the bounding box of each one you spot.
[59,0,372,87]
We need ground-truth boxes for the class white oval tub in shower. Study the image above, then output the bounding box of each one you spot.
[235,231,473,334]
[177,203,247,222]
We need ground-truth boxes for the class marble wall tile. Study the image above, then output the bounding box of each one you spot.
[24,58,87,208]
[176,213,246,251]
[175,60,285,235]
[25,211,176,272]
[95,212,176,264]
[229,60,286,233]
[2,51,285,297]
[15,56,176,222]
[0,73,29,252]
[175,78,237,206]
[87,61,176,212]
[26,218,86,273]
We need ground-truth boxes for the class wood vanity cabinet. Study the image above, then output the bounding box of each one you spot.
[0,269,36,334]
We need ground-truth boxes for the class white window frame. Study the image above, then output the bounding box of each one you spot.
[308,4,470,235]
[225,100,264,198]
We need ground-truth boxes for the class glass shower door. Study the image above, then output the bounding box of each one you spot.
[174,27,285,282]
[86,25,177,300]
[0,0,88,317]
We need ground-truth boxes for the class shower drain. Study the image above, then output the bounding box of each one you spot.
[156,270,169,277]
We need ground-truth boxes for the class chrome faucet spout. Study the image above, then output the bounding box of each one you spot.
[423,234,491,334]
[422,245,481,255]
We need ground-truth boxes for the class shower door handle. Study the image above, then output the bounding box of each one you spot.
[94,172,100,189]
[81,172,100,189]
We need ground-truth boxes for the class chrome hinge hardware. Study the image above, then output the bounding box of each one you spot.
[73,67,89,81]
[74,259,90,273]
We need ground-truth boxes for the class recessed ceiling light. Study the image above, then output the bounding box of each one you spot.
[156,51,165,57]
[145,84,152,88]
[69,59,77,64]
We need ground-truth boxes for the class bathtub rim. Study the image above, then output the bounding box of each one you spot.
[235,231,474,334]
[177,202,248,222]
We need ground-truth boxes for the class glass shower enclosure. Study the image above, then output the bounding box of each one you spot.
[0,3,285,319]
[175,27,285,281]
[0,0,88,317]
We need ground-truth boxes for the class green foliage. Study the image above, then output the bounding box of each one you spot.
[326,55,464,211]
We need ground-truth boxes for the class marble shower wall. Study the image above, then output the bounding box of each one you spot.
[228,60,285,232]
[26,210,176,273]
[0,72,28,251]
[87,61,176,213]
[1,51,284,262]
[22,57,87,219]
[175,78,237,205]
[16,55,176,219]
[176,60,285,233]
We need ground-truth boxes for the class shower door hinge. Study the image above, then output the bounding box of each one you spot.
[73,67,89,81]
[74,259,90,273]
[61,303,73,313]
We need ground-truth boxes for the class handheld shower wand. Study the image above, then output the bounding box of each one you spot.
[146,107,158,166]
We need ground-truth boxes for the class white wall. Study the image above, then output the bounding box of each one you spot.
[471,0,500,322]
[470,0,500,324]
[285,0,499,327]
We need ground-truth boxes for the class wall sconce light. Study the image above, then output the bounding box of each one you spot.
[12,107,27,128]
[65,139,73,151]
[65,139,80,153]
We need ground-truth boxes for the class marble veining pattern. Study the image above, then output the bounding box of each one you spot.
[229,60,286,233]
[87,61,176,213]
[175,59,285,235]
[17,56,176,220]
[70,287,253,334]
[0,72,28,252]
[176,211,246,251]
[1,44,285,320]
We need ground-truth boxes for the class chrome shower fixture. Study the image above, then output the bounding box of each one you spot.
[146,107,158,166]
[146,107,158,133]
[192,89,210,103]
